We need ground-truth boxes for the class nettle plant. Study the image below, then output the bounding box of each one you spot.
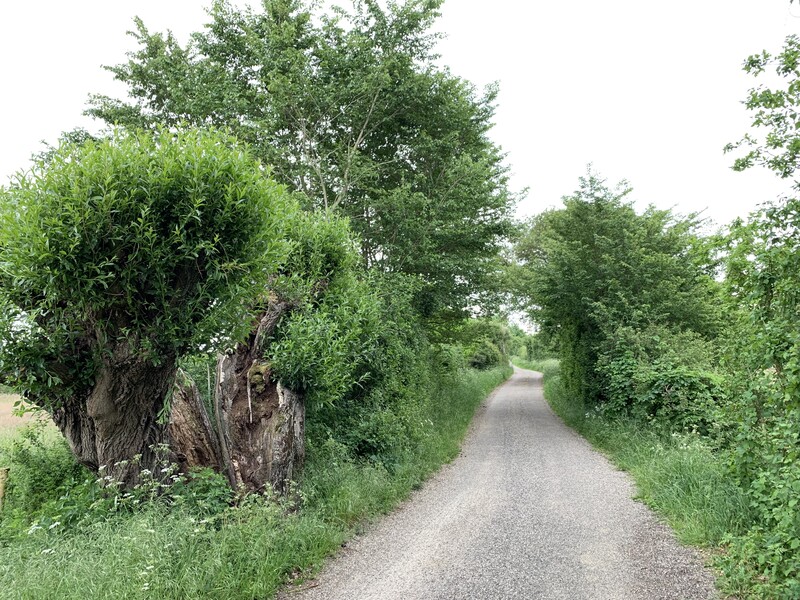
[0,127,294,486]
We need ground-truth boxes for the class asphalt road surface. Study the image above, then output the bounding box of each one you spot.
[282,367,718,600]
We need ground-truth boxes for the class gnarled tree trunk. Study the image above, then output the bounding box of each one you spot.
[167,374,224,475]
[50,303,305,496]
[214,302,305,495]
[52,344,177,487]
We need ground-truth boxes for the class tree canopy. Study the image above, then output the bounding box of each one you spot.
[87,0,517,317]
[724,34,800,182]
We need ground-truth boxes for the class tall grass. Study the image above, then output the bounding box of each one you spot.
[542,366,751,549]
[512,356,561,381]
[0,365,511,599]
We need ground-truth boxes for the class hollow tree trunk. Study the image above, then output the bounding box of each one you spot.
[50,359,225,489]
[214,302,305,495]
[167,374,224,475]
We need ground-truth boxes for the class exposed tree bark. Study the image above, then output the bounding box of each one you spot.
[270,383,305,495]
[43,304,305,496]
[167,373,224,475]
[214,302,305,495]
[49,343,177,487]
[51,391,98,472]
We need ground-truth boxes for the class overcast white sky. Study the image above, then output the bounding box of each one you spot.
[1,1,798,227]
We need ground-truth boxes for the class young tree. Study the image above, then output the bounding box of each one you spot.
[86,0,517,317]
[721,36,800,594]
[723,34,800,414]
[0,127,294,486]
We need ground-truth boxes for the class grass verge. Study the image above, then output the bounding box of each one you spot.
[0,365,511,600]
[551,379,750,546]
[511,357,560,381]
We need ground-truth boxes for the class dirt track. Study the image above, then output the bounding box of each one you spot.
[282,367,717,600]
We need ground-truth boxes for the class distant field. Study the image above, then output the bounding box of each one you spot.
[0,394,32,433]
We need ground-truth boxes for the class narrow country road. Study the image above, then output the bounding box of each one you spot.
[282,367,718,600]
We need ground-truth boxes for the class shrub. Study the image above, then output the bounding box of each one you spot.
[299,274,432,467]
[0,423,87,518]
[468,339,503,370]
[431,344,467,375]
[718,403,800,598]
[596,323,723,432]
[269,242,434,468]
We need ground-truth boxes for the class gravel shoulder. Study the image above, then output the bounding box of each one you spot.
[281,367,718,600]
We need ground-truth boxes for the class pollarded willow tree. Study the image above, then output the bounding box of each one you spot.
[0,127,295,486]
[86,0,517,318]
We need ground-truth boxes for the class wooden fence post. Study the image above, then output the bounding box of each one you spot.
[0,468,9,511]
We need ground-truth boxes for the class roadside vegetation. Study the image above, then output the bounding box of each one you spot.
[1,1,799,599]
[0,1,517,598]
[513,37,800,598]
[0,364,509,599]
